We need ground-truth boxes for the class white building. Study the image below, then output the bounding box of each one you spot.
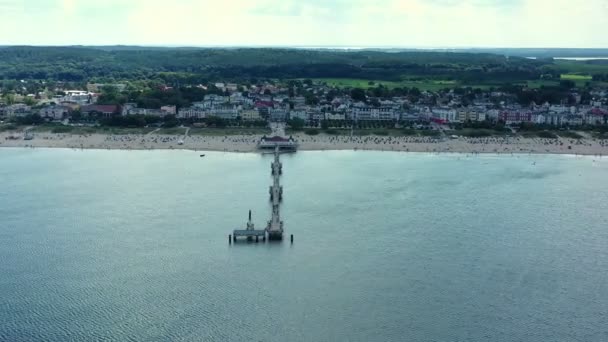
[325,112,346,121]
[178,107,206,119]
[240,110,261,121]
[431,108,457,123]
[352,106,397,121]
[209,106,239,120]
[63,91,94,105]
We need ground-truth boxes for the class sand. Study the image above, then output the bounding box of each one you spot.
[2,131,608,156]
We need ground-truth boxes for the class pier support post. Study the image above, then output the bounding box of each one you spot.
[290,234,293,243]
[256,236,259,243]
[229,235,232,244]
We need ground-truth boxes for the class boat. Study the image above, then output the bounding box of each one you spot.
[177,139,184,145]
[200,154,205,157]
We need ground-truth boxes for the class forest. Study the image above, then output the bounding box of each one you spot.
[0,46,549,84]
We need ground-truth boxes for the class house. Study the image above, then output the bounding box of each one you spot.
[39,105,70,120]
[500,111,531,125]
[292,96,306,106]
[63,90,94,105]
[122,103,176,117]
[80,104,120,118]
[225,83,238,92]
[209,105,239,120]
[240,110,261,121]
[160,105,177,116]
[352,106,397,121]
[2,104,31,117]
[289,110,308,121]
[325,112,345,121]
[269,108,288,122]
[178,107,206,119]
[431,108,457,123]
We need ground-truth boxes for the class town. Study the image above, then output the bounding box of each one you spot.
[2,78,608,152]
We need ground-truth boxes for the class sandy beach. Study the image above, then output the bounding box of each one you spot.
[1,131,608,155]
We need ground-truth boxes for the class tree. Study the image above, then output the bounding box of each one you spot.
[287,117,305,131]
[23,97,37,106]
[350,88,366,102]
[2,94,15,105]
[321,120,329,130]
[559,80,576,89]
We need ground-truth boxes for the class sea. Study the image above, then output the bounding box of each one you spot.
[1,148,607,342]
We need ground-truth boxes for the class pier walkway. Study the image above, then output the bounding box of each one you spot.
[231,146,288,242]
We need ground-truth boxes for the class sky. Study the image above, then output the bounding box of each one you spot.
[1,0,607,48]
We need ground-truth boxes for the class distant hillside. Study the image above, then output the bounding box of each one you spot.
[0,46,544,84]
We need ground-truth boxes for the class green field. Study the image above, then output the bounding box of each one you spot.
[561,74,593,81]
[548,60,608,74]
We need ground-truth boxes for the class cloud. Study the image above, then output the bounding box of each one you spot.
[0,0,606,47]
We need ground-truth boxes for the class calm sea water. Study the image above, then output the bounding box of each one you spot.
[1,148,608,342]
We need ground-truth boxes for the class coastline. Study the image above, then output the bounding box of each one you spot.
[1,131,607,156]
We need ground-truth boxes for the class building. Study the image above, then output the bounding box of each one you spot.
[2,104,31,117]
[80,104,120,118]
[39,105,70,120]
[289,110,308,121]
[160,105,177,115]
[240,109,261,121]
[178,107,206,119]
[500,111,531,125]
[325,112,346,121]
[63,91,95,105]
[258,136,298,151]
[269,108,288,122]
[431,108,457,123]
[209,106,239,120]
[122,103,176,117]
[352,106,397,121]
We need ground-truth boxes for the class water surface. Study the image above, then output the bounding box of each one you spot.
[1,149,607,341]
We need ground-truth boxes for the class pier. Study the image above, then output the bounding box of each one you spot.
[231,210,266,242]
[232,146,289,242]
[266,147,284,240]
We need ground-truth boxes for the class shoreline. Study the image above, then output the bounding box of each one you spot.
[1,131,607,156]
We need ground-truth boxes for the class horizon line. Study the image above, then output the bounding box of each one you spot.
[1,44,607,50]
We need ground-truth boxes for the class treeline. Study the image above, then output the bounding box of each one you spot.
[592,74,608,82]
[0,46,544,83]
[498,82,592,105]
[96,84,233,108]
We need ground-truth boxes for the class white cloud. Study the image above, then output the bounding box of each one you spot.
[0,0,605,47]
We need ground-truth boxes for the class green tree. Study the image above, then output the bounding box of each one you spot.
[350,88,366,102]
[23,97,36,106]
[287,117,305,131]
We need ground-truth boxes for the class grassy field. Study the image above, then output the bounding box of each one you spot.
[548,60,608,74]
[561,74,593,81]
